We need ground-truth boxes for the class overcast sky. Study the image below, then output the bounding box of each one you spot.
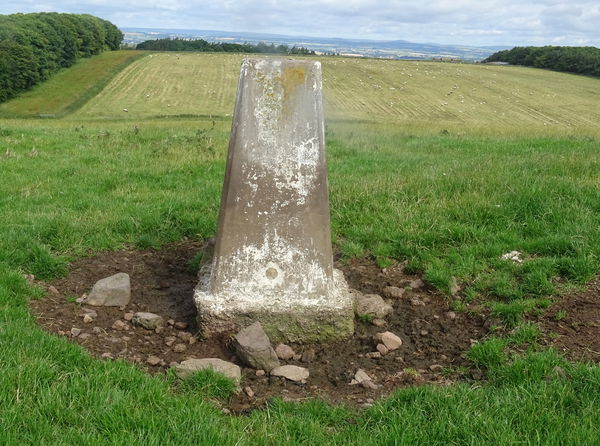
[2,0,599,47]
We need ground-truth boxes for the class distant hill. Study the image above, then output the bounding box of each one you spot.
[122,27,508,61]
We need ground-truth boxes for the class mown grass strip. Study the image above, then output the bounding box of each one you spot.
[0,51,146,118]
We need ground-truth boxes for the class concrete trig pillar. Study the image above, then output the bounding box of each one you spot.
[194,58,354,342]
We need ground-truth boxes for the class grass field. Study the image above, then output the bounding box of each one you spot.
[69,52,600,135]
[0,51,145,118]
[1,51,600,444]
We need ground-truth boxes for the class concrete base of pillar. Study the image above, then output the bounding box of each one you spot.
[194,265,355,343]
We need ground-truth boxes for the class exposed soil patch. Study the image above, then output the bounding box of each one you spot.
[30,240,492,411]
[538,279,600,363]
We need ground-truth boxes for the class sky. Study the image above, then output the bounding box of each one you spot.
[1,0,599,47]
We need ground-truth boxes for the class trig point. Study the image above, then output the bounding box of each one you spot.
[194,58,354,342]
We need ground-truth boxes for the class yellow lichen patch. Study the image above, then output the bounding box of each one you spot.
[281,66,307,99]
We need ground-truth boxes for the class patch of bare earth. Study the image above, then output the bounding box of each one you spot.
[30,240,493,411]
[537,278,600,363]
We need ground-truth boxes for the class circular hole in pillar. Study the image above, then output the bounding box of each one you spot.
[265,267,278,280]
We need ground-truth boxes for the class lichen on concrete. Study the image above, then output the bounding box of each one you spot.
[194,58,354,343]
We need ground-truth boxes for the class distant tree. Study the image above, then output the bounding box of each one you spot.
[136,38,315,55]
[0,12,122,102]
[484,46,600,77]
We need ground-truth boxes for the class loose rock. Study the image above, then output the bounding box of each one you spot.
[70,327,81,337]
[355,294,393,319]
[86,273,131,307]
[382,286,405,299]
[132,312,164,330]
[232,322,280,371]
[174,321,188,330]
[410,298,425,306]
[147,356,161,366]
[365,352,381,359]
[275,343,295,360]
[271,365,309,382]
[446,311,457,320]
[371,318,387,327]
[354,369,378,389]
[410,279,425,289]
[112,320,127,331]
[173,343,187,353]
[83,314,94,324]
[48,285,59,295]
[376,343,389,355]
[377,331,403,351]
[123,312,134,321]
[244,386,255,398]
[174,358,241,383]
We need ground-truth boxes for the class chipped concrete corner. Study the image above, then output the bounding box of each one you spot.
[194,58,355,343]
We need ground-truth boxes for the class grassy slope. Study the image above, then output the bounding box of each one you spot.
[71,53,600,135]
[1,53,600,444]
[0,51,146,118]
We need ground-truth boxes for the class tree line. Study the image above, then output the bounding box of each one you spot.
[136,38,316,55]
[484,46,600,77]
[0,13,123,102]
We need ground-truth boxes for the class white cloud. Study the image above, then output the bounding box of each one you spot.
[0,0,599,46]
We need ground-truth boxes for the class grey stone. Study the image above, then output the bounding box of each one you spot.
[271,365,309,382]
[377,331,403,350]
[174,358,241,383]
[194,59,354,343]
[275,343,295,360]
[173,343,187,353]
[233,322,280,371]
[376,343,389,355]
[70,327,81,337]
[147,356,161,366]
[410,279,425,289]
[355,294,393,319]
[382,286,405,299]
[132,312,164,330]
[410,297,426,306]
[354,369,378,389]
[112,320,127,331]
[86,273,131,307]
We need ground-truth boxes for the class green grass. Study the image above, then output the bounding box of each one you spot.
[0,51,146,118]
[1,51,600,443]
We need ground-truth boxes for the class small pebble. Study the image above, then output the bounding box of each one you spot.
[244,386,255,398]
[256,369,266,376]
[174,322,188,330]
[446,311,457,320]
[83,314,93,324]
[371,318,387,327]
[173,343,187,353]
[124,312,134,321]
[48,285,59,295]
[366,352,381,359]
[420,330,429,336]
[70,328,81,337]
[147,356,161,366]
[376,344,389,355]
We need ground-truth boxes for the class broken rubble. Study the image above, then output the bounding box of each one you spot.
[174,358,241,383]
[271,365,309,382]
[86,273,131,307]
[233,322,280,371]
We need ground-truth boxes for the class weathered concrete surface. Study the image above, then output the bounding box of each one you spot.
[194,58,354,342]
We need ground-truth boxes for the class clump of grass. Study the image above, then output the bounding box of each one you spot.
[490,298,550,327]
[467,338,508,369]
[179,369,237,400]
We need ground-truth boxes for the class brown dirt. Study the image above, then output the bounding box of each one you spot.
[30,240,494,411]
[537,278,600,363]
